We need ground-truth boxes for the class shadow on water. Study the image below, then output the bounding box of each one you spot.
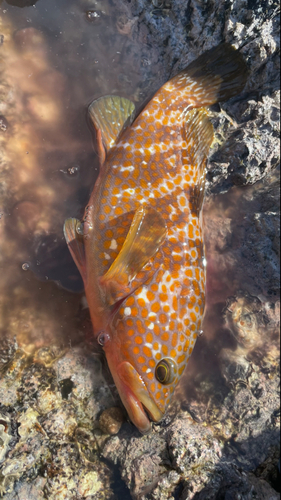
[189,430,281,499]
[0,0,157,353]
[0,2,176,497]
[0,1,279,498]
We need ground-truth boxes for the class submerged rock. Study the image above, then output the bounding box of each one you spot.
[99,407,125,435]
[0,343,117,499]
[0,0,279,498]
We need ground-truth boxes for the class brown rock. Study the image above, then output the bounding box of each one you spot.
[99,407,125,435]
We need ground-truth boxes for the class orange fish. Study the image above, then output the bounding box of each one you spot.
[64,43,247,433]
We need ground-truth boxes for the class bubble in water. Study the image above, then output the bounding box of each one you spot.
[86,10,101,21]
[22,262,30,271]
[67,165,80,177]
[141,57,151,67]
[76,222,84,236]
[0,116,8,132]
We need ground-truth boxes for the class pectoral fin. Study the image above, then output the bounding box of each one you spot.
[88,95,135,153]
[183,107,214,216]
[99,206,167,305]
[63,218,86,283]
[183,107,214,167]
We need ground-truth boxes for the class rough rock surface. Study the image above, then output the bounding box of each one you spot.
[0,0,280,498]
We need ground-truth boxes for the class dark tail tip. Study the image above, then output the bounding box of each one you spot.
[187,43,249,102]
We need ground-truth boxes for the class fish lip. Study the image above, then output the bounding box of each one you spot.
[114,361,164,433]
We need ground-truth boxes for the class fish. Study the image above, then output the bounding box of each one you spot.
[64,43,248,433]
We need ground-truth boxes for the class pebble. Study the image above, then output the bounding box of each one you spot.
[98,406,125,435]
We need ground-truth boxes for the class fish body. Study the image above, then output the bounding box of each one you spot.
[64,44,247,433]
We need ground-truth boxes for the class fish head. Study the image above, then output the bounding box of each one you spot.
[97,297,188,434]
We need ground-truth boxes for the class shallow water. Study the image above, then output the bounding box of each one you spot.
[1,0,279,418]
[0,0,158,352]
[0,1,280,498]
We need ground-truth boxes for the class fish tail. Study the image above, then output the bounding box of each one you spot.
[165,43,248,107]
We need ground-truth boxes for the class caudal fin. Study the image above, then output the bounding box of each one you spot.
[166,43,248,107]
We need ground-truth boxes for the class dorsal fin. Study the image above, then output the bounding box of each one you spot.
[99,205,167,306]
[88,95,135,153]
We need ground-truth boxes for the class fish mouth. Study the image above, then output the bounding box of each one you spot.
[114,361,163,433]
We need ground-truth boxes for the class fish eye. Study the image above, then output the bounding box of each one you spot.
[155,358,177,385]
[97,331,110,346]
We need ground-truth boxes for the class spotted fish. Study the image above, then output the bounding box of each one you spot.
[64,43,247,433]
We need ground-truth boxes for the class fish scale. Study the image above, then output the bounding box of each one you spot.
[87,106,210,412]
[64,43,248,433]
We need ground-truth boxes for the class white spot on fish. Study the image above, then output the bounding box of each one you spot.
[104,253,110,260]
[120,165,134,172]
[110,239,117,250]
[145,342,153,349]
[124,307,131,316]
[136,288,148,302]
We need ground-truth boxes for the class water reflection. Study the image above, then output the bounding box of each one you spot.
[0,0,279,386]
[0,2,279,498]
[0,0,156,352]
[177,172,280,429]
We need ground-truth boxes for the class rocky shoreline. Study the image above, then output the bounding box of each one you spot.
[0,0,280,498]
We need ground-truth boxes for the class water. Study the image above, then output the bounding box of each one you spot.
[0,0,156,352]
[0,2,171,498]
[0,1,280,498]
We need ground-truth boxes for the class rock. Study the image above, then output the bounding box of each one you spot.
[3,0,40,7]
[0,0,279,498]
[103,429,169,497]
[99,407,125,435]
[192,464,280,500]
[0,343,116,498]
[0,412,13,463]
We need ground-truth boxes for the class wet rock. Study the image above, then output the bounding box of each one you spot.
[103,429,169,497]
[0,412,12,463]
[192,463,280,500]
[255,447,281,494]
[0,348,27,407]
[102,415,222,499]
[4,0,40,6]
[2,477,46,500]
[0,345,116,498]
[0,0,279,498]
[99,407,125,435]
[207,91,280,194]
[204,168,280,302]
